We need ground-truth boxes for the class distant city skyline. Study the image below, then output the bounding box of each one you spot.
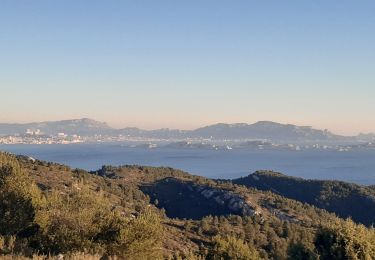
[1,1,374,135]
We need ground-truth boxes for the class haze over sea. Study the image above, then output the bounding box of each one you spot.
[1,143,375,185]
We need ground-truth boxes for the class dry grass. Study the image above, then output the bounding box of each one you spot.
[0,253,103,260]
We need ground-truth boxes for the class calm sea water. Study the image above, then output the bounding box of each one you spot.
[1,143,375,185]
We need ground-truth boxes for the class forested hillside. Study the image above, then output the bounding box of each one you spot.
[233,171,375,226]
[1,152,375,259]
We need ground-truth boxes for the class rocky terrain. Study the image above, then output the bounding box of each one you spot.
[1,152,375,259]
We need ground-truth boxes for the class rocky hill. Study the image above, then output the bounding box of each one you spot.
[233,171,375,226]
[1,152,375,259]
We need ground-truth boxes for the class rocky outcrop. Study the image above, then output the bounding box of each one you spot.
[141,177,262,219]
[192,185,260,216]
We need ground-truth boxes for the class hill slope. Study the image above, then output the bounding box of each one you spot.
[1,152,375,259]
[233,171,375,226]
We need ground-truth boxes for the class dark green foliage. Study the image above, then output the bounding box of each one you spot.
[234,170,375,226]
[33,185,164,258]
[107,207,164,259]
[0,154,42,236]
[208,235,259,260]
[314,219,375,260]
[141,178,240,219]
[0,153,164,258]
[193,214,316,259]
[35,186,113,253]
[1,152,375,259]
[287,243,317,260]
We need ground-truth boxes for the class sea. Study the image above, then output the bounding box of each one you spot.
[1,143,375,185]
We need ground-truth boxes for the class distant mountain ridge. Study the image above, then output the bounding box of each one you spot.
[0,118,360,143]
[0,118,113,136]
[191,121,342,141]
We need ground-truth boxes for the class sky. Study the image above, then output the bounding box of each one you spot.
[0,1,374,135]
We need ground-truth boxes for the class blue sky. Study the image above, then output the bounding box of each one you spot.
[0,1,374,134]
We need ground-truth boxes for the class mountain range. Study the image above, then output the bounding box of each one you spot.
[0,118,372,143]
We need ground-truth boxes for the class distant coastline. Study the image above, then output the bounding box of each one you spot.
[1,118,374,146]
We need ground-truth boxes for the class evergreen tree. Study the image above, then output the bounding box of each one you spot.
[0,154,42,236]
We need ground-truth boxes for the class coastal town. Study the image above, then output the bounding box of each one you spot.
[0,129,83,144]
[0,129,153,145]
[1,128,374,153]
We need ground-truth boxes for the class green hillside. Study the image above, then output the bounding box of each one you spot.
[233,171,375,226]
[1,152,375,259]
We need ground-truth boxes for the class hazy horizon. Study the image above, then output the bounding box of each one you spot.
[0,116,374,136]
[1,1,374,135]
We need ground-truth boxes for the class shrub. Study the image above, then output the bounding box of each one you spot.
[208,235,259,260]
[315,219,375,260]
[35,185,112,254]
[0,154,43,236]
[107,207,164,259]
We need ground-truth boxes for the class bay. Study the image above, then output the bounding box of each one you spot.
[1,143,375,185]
